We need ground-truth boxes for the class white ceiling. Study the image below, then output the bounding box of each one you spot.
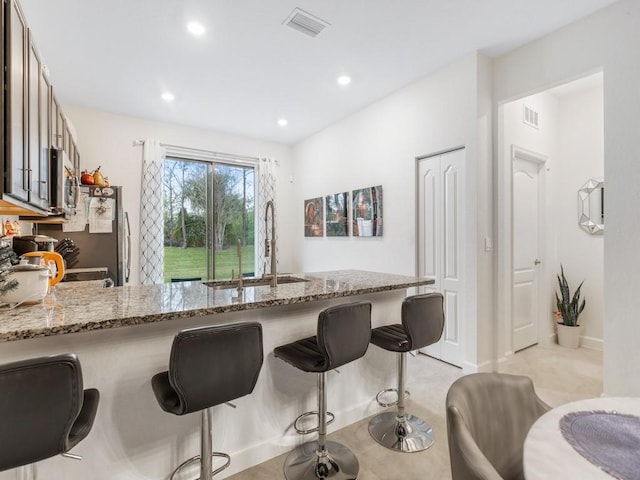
[20,0,617,145]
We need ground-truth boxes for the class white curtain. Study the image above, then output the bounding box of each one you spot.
[257,158,277,276]
[139,140,166,285]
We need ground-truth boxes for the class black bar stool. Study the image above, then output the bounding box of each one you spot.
[274,301,372,480]
[152,322,263,480]
[0,353,100,474]
[368,293,444,452]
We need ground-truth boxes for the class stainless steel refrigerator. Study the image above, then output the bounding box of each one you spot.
[37,186,130,286]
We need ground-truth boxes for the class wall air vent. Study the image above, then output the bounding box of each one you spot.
[523,105,540,129]
[283,8,330,37]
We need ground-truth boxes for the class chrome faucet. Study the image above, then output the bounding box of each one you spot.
[264,200,277,287]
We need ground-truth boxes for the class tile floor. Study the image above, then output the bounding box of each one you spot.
[228,344,602,480]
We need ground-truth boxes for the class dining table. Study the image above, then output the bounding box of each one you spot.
[523,396,640,480]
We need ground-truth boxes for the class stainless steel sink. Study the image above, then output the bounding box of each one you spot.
[203,275,308,289]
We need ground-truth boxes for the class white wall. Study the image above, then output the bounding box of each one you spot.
[63,106,294,285]
[292,54,476,275]
[554,86,604,349]
[292,53,494,372]
[475,54,495,370]
[494,0,640,395]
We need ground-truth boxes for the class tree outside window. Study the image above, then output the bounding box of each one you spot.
[163,158,255,282]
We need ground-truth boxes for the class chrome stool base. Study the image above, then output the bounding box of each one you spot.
[283,440,359,480]
[368,412,434,453]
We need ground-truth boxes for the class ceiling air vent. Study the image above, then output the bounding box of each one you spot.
[283,8,330,37]
[523,105,540,129]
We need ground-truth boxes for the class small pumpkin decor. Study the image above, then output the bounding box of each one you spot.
[555,265,586,348]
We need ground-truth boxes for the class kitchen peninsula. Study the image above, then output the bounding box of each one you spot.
[0,270,432,480]
[0,270,430,341]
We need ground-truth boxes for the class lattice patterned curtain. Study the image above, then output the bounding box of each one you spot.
[140,140,166,285]
[257,158,277,276]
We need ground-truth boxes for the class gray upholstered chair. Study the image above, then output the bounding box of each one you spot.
[152,322,263,480]
[274,301,372,480]
[0,353,100,473]
[446,373,550,480]
[368,293,445,452]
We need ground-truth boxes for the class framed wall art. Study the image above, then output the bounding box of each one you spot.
[325,192,349,237]
[352,185,383,237]
[304,197,324,237]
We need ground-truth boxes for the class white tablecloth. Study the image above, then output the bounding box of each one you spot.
[524,397,640,480]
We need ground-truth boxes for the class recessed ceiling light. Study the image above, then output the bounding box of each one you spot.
[337,75,352,86]
[277,118,288,127]
[161,92,175,102]
[187,21,206,36]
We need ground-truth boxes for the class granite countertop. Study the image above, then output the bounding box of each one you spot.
[0,270,432,342]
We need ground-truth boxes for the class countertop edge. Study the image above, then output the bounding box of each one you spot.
[0,277,432,342]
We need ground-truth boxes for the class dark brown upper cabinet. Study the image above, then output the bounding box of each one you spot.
[5,0,29,204]
[2,0,80,215]
[27,29,49,210]
[50,91,63,150]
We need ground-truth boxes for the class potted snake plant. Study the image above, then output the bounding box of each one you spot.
[555,265,586,348]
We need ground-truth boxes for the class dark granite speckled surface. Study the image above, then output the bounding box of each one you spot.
[0,270,432,342]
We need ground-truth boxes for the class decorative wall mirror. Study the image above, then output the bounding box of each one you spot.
[578,178,604,235]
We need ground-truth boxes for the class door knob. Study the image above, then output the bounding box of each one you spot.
[534,259,541,265]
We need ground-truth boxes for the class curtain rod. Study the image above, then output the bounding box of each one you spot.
[132,139,261,163]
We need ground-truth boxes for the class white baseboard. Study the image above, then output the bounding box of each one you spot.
[462,359,495,374]
[580,335,603,351]
[549,333,603,351]
[502,350,514,360]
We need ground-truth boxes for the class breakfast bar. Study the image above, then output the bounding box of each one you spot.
[0,270,431,480]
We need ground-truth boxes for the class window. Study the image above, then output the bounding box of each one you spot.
[163,156,255,283]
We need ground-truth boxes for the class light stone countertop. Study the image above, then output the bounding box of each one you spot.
[0,270,432,342]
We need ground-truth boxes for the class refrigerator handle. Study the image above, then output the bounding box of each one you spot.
[125,211,131,283]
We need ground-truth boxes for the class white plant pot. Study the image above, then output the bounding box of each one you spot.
[557,323,581,348]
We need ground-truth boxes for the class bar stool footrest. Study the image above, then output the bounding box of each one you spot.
[293,410,335,435]
[169,452,231,480]
[375,388,411,408]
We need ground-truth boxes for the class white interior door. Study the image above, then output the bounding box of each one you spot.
[417,148,465,367]
[512,155,543,351]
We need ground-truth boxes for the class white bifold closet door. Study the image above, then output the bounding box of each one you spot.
[417,148,465,367]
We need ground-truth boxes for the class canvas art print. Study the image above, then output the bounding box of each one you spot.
[304,197,324,237]
[352,185,383,237]
[325,192,349,237]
